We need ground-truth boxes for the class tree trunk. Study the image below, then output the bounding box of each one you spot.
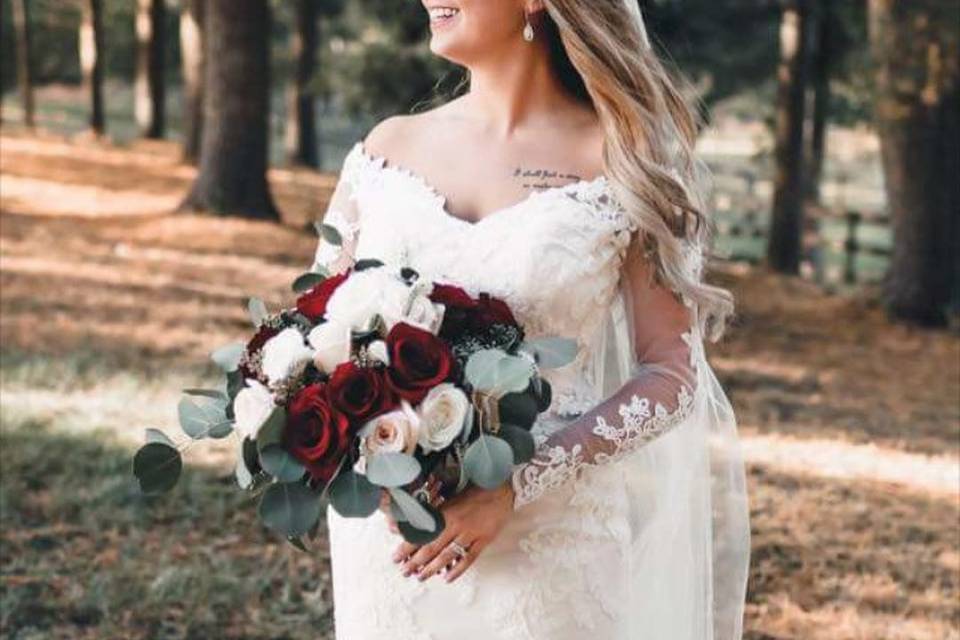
[11,0,35,129]
[869,0,960,326]
[286,0,319,167]
[179,0,204,162]
[181,0,278,220]
[805,0,832,203]
[135,0,166,138]
[767,0,812,274]
[79,0,106,135]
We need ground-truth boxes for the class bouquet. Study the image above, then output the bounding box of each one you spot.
[133,230,576,548]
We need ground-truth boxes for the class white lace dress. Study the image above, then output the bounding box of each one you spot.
[312,139,751,640]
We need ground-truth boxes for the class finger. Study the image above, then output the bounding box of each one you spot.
[378,489,391,514]
[417,538,471,582]
[393,538,419,564]
[401,527,458,577]
[444,539,486,583]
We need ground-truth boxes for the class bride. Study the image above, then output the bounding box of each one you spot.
[312,1,750,638]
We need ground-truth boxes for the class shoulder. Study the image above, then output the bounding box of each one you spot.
[361,104,453,159]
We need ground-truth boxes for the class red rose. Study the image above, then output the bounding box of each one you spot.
[474,293,518,328]
[430,284,478,338]
[385,322,454,404]
[327,362,397,422]
[284,382,353,485]
[296,272,348,321]
[429,283,478,310]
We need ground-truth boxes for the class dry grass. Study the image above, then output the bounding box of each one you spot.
[1,132,957,640]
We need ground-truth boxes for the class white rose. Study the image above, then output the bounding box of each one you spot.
[366,339,389,366]
[307,319,352,373]
[233,378,275,440]
[325,267,409,331]
[261,327,314,385]
[416,383,471,453]
[383,292,445,335]
[355,400,420,474]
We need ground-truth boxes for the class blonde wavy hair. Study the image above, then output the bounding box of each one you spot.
[420,1,735,342]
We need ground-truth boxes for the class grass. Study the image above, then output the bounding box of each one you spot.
[0,131,957,639]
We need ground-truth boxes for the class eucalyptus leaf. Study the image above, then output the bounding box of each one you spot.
[211,342,245,372]
[315,222,343,246]
[236,450,255,490]
[133,443,182,495]
[144,428,175,447]
[493,355,536,394]
[226,369,245,401]
[388,488,436,532]
[533,377,552,412]
[463,435,514,489]
[520,336,579,369]
[328,469,381,518]
[497,424,536,464]
[286,536,309,553]
[353,258,385,271]
[498,391,539,430]
[397,503,446,544]
[365,452,421,488]
[177,395,232,440]
[255,405,287,451]
[258,481,322,538]
[292,271,327,293]
[464,349,507,391]
[465,350,534,395]
[182,388,228,401]
[259,445,307,482]
[248,297,268,327]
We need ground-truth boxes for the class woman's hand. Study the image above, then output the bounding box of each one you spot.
[390,482,515,584]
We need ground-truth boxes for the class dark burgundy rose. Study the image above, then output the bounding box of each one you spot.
[238,325,281,382]
[430,283,478,338]
[429,283,478,311]
[247,324,280,352]
[327,362,397,422]
[474,293,518,328]
[296,272,349,321]
[385,322,454,404]
[284,382,353,484]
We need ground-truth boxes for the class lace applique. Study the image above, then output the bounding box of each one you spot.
[511,329,700,510]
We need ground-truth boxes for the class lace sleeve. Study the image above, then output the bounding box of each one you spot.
[510,237,699,509]
[312,143,364,275]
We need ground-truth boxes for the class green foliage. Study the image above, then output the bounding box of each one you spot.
[257,481,323,538]
[328,468,381,517]
[365,452,421,488]
[462,434,513,490]
[133,442,182,494]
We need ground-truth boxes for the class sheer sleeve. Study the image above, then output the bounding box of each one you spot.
[311,144,364,275]
[510,237,699,510]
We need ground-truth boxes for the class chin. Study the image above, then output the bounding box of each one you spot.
[424,2,490,66]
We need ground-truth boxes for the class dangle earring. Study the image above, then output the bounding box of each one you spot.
[522,10,535,42]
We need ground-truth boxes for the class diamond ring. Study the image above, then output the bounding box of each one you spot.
[448,540,469,559]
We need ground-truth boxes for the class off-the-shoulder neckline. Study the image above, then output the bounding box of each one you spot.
[348,139,612,228]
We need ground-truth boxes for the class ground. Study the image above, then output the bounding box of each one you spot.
[1,132,957,640]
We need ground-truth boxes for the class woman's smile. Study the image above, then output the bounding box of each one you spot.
[426,5,461,30]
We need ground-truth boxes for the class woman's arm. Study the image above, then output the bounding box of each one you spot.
[392,238,701,583]
[312,148,363,274]
[511,238,699,509]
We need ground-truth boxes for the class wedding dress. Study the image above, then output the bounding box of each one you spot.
[311,138,751,640]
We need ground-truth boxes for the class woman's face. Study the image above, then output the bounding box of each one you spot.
[421,0,532,64]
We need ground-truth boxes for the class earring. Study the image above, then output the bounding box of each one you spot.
[523,11,535,41]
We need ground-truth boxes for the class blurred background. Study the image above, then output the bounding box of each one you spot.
[0,1,957,638]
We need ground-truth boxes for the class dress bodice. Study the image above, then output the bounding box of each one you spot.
[325,141,639,419]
